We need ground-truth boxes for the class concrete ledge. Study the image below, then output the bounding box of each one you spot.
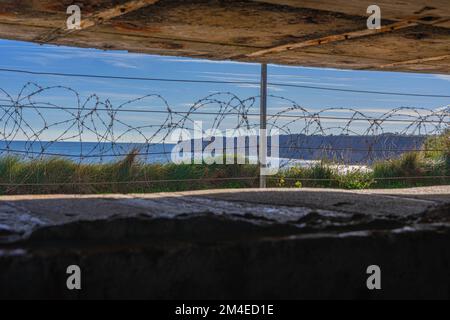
[0,186,449,299]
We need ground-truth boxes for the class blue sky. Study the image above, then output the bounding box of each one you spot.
[0,39,448,141]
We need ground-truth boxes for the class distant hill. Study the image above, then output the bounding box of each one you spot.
[195,134,427,164]
[277,134,427,164]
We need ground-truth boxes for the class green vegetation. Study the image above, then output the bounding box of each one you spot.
[0,151,258,195]
[0,132,448,195]
[271,130,449,190]
[372,130,449,188]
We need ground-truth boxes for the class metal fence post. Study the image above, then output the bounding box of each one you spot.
[259,63,268,188]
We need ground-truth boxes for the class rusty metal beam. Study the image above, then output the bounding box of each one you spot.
[34,0,161,43]
[244,19,419,58]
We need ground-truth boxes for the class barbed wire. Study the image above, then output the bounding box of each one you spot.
[0,81,447,194]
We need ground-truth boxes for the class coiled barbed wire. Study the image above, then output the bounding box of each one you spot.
[0,82,448,166]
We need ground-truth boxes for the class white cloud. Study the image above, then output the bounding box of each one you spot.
[234,83,285,92]
[105,60,138,69]
[270,64,353,72]
[156,57,256,65]
[434,75,450,82]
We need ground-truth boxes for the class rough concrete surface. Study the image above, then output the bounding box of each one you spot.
[0,186,449,299]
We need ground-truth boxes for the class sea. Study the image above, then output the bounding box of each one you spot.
[0,140,371,172]
[0,140,176,164]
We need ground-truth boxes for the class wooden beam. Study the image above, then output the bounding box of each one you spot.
[377,55,450,68]
[34,0,161,43]
[244,19,419,58]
